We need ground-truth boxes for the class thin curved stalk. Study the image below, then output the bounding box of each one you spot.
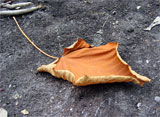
[13,16,58,59]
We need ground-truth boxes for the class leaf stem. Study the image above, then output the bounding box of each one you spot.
[13,16,58,59]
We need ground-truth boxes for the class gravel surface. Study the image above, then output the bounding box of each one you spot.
[0,0,160,117]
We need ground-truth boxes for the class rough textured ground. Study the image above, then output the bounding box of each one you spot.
[0,0,160,117]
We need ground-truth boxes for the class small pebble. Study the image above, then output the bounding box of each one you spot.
[9,84,12,88]
[112,11,116,15]
[0,108,8,117]
[50,96,54,103]
[70,108,73,112]
[113,20,119,25]
[96,29,103,34]
[137,6,141,10]
[15,101,19,105]
[155,96,160,103]
[12,85,16,88]
[12,92,19,99]
[146,60,149,63]
[21,109,29,115]
[137,103,141,110]
[115,21,119,24]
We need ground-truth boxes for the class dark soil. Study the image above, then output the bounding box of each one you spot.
[0,0,160,117]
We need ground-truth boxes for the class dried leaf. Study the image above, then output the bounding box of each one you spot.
[38,39,151,86]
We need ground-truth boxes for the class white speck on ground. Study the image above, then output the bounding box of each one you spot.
[137,6,141,10]
[155,96,160,103]
[21,109,29,115]
[9,84,12,88]
[50,96,55,103]
[70,108,73,112]
[146,60,149,63]
[137,103,142,110]
[12,92,19,100]
[96,29,103,34]
[15,101,19,105]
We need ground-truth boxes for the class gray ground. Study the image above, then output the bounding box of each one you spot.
[0,0,160,117]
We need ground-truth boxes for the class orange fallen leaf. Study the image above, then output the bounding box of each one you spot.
[37,39,151,86]
[13,17,151,86]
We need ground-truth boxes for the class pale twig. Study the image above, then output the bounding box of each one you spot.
[0,4,41,15]
[102,15,110,28]
[1,2,33,9]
